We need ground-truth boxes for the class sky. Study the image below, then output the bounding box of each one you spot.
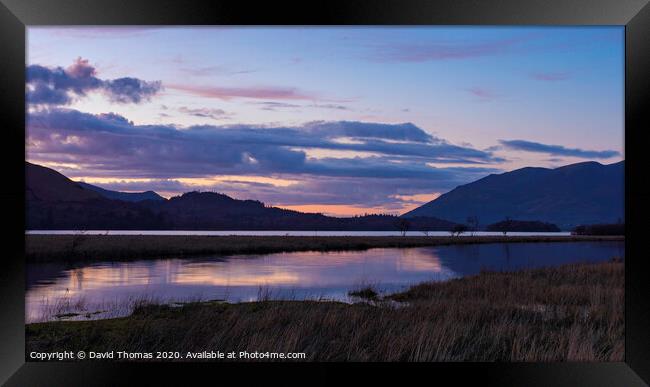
[26,26,624,216]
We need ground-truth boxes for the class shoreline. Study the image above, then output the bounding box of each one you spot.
[26,234,624,262]
[26,260,624,361]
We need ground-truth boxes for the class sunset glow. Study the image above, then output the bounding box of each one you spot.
[26,26,624,216]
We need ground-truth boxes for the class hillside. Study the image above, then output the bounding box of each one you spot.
[25,162,455,231]
[402,161,624,230]
[77,182,164,202]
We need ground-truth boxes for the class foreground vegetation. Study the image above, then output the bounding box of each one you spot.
[573,223,625,236]
[26,260,624,361]
[26,234,624,262]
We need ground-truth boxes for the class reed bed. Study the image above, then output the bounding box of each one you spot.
[26,260,624,361]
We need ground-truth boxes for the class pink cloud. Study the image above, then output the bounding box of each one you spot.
[65,57,97,78]
[168,84,316,101]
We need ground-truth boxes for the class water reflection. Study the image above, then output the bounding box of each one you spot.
[26,241,623,323]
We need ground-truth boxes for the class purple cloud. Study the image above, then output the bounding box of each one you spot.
[178,106,231,119]
[254,101,350,112]
[103,77,162,104]
[27,107,506,213]
[255,101,303,111]
[26,58,162,105]
[309,103,349,111]
[500,140,620,159]
[27,82,72,105]
[168,83,315,101]
[27,108,501,182]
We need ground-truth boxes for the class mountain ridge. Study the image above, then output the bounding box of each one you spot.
[26,162,456,231]
[402,160,624,230]
[77,181,165,202]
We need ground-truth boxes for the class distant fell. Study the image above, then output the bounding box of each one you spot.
[26,162,456,231]
[77,182,165,202]
[26,162,102,202]
[402,161,624,230]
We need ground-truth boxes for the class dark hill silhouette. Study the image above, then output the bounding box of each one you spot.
[26,162,102,202]
[402,161,624,230]
[26,162,455,231]
[77,182,164,202]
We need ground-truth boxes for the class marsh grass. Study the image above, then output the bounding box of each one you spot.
[26,261,624,361]
[26,235,624,262]
[348,282,381,300]
[33,294,169,323]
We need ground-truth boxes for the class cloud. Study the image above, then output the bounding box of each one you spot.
[309,103,349,111]
[103,77,162,103]
[303,121,434,143]
[169,55,257,77]
[27,108,501,181]
[499,140,620,159]
[179,65,258,77]
[254,101,350,112]
[27,108,507,214]
[81,174,489,214]
[465,87,497,101]
[255,101,303,111]
[366,36,529,63]
[26,58,162,105]
[178,106,231,120]
[65,57,97,79]
[27,82,72,105]
[530,71,571,81]
[167,84,315,101]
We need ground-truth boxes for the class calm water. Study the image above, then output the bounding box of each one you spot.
[26,241,623,323]
[26,230,571,236]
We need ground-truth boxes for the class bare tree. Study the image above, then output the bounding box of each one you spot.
[452,224,469,237]
[397,218,411,237]
[502,216,512,236]
[70,230,87,254]
[466,215,479,236]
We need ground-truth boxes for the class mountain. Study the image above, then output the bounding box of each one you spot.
[77,182,165,202]
[402,161,624,230]
[26,162,165,230]
[140,192,458,230]
[25,162,456,231]
[26,162,102,202]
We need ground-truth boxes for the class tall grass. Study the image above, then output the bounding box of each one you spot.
[31,293,169,323]
[26,261,624,361]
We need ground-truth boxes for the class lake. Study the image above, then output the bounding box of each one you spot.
[26,241,623,323]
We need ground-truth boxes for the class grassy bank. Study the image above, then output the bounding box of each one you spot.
[25,234,624,262]
[26,261,624,361]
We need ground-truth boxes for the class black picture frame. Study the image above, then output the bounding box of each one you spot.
[1,0,648,385]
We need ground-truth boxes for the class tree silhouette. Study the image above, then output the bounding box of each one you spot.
[396,218,411,237]
[451,224,469,237]
[466,215,479,236]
